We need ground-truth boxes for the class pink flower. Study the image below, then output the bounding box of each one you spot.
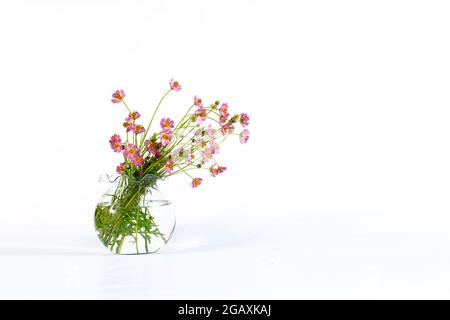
[123,123,130,132]
[191,178,203,188]
[111,90,126,103]
[134,124,145,134]
[203,148,214,162]
[206,125,216,138]
[160,129,173,146]
[209,165,226,177]
[219,103,229,124]
[169,79,181,91]
[185,149,195,164]
[209,141,220,154]
[220,123,234,135]
[173,147,185,159]
[144,139,161,157]
[116,162,126,174]
[239,113,249,127]
[163,159,174,173]
[219,103,228,115]
[239,129,250,144]
[123,143,139,160]
[219,115,228,124]
[194,96,203,108]
[194,107,207,125]
[203,141,220,161]
[123,116,133,132]
[109,134,123,153]
[160,118,174,129]
[130,111,141,120]
[131,155,144,167]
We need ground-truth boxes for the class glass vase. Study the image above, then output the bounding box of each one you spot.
[94,174,176,254]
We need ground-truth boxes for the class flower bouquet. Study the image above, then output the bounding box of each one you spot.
[95,79,250,254]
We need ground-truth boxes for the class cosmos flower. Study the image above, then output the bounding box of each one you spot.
[206,125,216,138]
[191,178,203,188]
[116,162,126,174]
[209,141,220,154]
[194,96,203,108]
[239,113,249,127]
[111,90,126,103]
[209,165,227,177]
[123,143,139,160]
[160,129,173,146]
[144,139,161,157]
[219,103,229,124]
[164,158,174,173]
[134,124,145,134]
[130,111,141,120]
[169,79,181,91]
[160,118,174,129]
[131,155,144,167]
[220,123,234,135]
[109,134,122,152]
[194,107,207,125]
[239,129,250,144]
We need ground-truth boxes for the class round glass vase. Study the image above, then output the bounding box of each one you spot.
[94,174,176,255]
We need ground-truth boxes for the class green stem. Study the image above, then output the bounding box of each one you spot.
[140,89,172,147]
[135,207,139,254]
[173,104,195,131]
[116,235,125,254]
[122,100,132,113]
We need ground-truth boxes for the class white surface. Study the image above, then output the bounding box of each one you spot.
[3,212,450,299]
[1,0,450,299]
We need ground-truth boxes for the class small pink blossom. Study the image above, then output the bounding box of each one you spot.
[185,150,195,164]
[163,159,174,173]
[144,139,161,157]
[219,103,229,123]
[123,122,131,132]
[209,165,227,177]
[116,162,126,174]
[219,115,228,124]
[191,178,203,188]
[239,129,250,144]
[160,129,173,146]
[109,134,123,153]
[203,142,219,162]
[130,111,141,120]
[131,155,144,167]
[209,141,220,154]
[123,115,134,132]
[169,79,181,91]
[134,124,145,134]
[239,113,249,127]
[111,90,126,103]
[194,107,207,125]
[194,96,203,108]
[220,123,234,135]
[160,118,174,129]
[192,131,206,148]
[173,147,185,160]
[123,143,139,160]
[219,103,228,114]
[206,125,216,138]
[203,148,214,162]
[127,124,137,133]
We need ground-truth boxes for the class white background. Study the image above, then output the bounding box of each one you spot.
[1,0,450,299]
